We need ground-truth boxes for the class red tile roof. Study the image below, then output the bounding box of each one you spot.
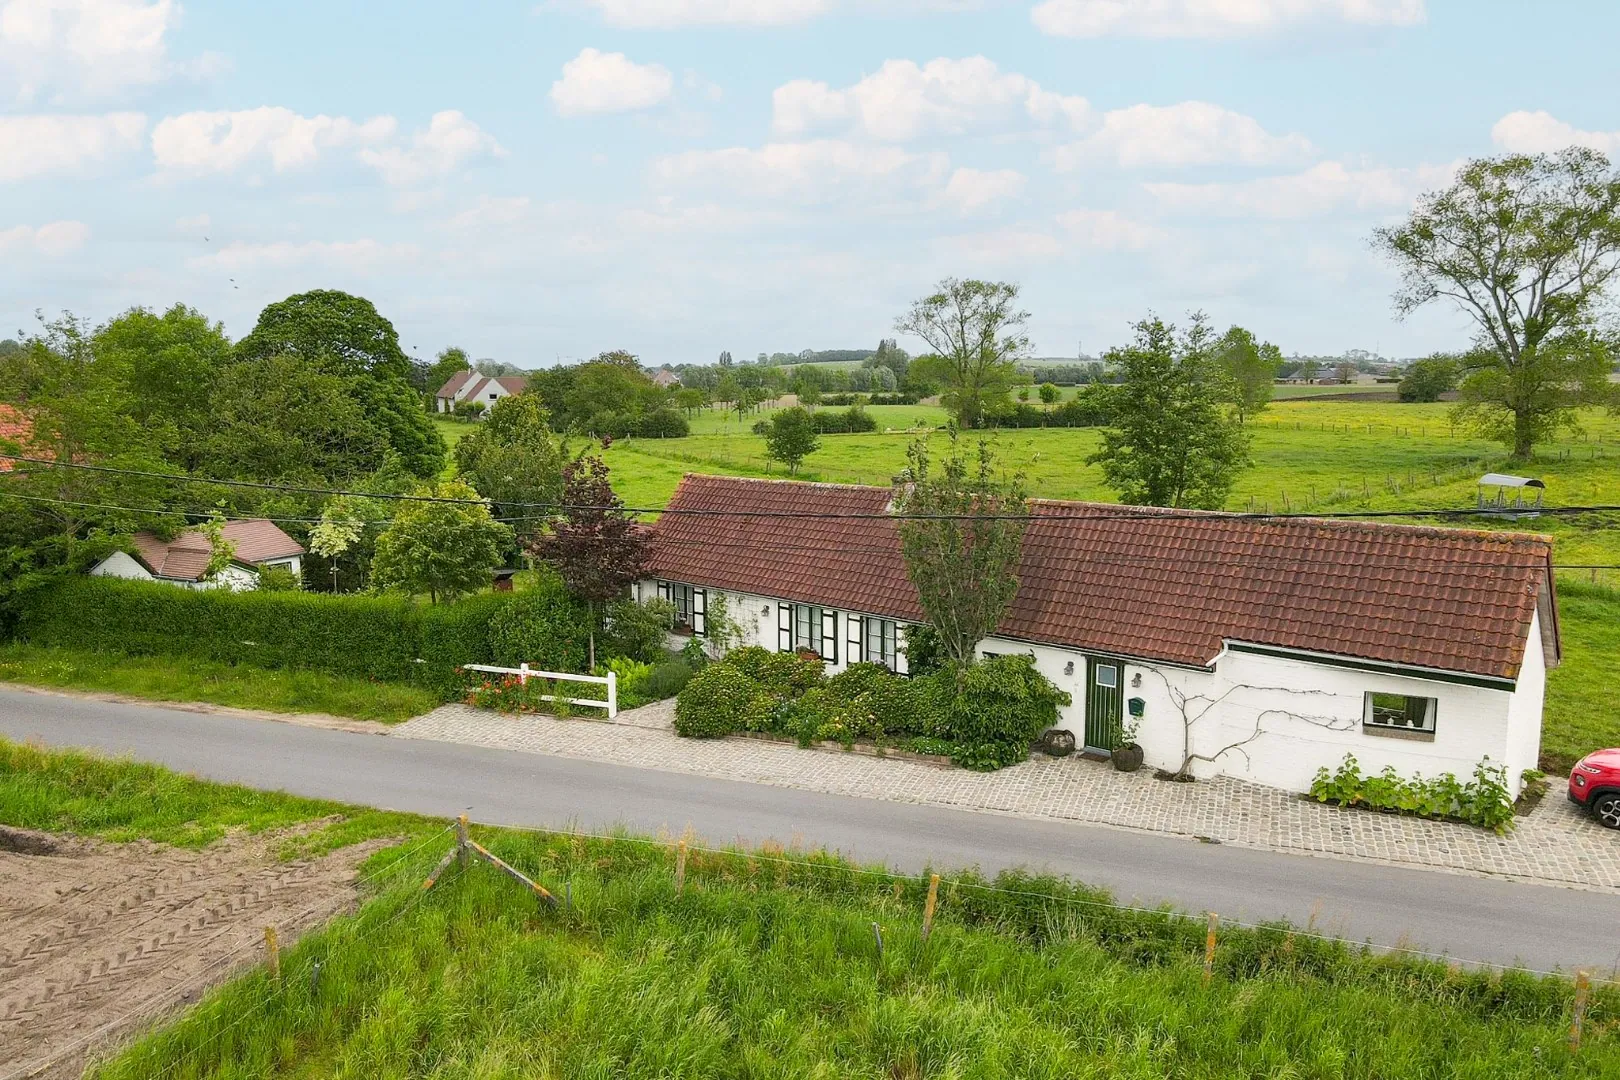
[0,404,33,472]
[647,474,1557,681]
[436,370,475,399]
[129,520,305,581]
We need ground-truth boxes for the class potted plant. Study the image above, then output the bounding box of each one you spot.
[1111,714,1144,773]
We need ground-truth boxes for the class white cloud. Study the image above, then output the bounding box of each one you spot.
[446,195,533,231]
[0,219,90,256]
[578,0,831,27]
[190,238,419,273]
[1491,110,1620,154]
[773,57,1089,141]
[0,112,145,180]
[1145,159,1460,218]
[937,226,1063,263]
[358,110,505,186]
[1056,207,1164,250]
[939,167,1025,213]
[1053,101,1312,168]
[1031,0,1425,39]
[652,139,949,203]
[152,107,395,174]
[0,0,225,102]
[551,48,674,116]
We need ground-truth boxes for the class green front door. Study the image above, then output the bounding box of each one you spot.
[1084,658,1123,751]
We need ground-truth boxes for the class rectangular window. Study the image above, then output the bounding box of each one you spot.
[863,617,897,670]
[1094,665,1119,689]
[1363,692,1436,733]
[785,604,836,663]
[660,582,706,636]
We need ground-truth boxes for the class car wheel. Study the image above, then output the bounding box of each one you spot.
[1594,794,1620,830]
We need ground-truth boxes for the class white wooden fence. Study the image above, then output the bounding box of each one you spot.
[461,664,617,718]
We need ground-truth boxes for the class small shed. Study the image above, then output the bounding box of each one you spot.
[492,569,520,593]
[1477,474,1545,519]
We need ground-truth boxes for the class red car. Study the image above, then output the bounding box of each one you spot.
[1569,750,1620,828]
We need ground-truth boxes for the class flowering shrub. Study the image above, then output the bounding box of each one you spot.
[1309,754,1516,833]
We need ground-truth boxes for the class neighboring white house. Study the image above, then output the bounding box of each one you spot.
[434,371,528,415]
[90,520,306,592]
[641,474,1560,798]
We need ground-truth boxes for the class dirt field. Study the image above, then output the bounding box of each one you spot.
[0,824,396,1079]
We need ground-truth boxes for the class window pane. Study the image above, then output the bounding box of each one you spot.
[1366,692,1435,732]
[1095,665,1119,688]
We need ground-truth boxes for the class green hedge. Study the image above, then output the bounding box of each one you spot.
[13,577,540,701]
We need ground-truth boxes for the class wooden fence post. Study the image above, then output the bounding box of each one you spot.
[1202,913,1219,986]
[1570,970,1591,1053]
[456,815,470,869]
[675,839,688,896]
[921,873,940,944]
[264,925,280,984]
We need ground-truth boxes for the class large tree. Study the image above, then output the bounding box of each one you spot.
[1088,314,1251,510]
[763,406,819,475]
[235,290,445,476]
[453,394,564,548]
[897,279,1029,428]
[892,434,1028,669]
[1372,148,1620,459]
[1397,353,1462,403]
[91,305,233,470]
[1214,325,1283,423]
[529,454,647,668]
[205,353,390,482]
[426,346,472,397]
[370,480,512,603]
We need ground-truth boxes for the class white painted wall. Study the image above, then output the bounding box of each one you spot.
[644,576,1544,797]
[89,550,154,583]
[89,552,262,593]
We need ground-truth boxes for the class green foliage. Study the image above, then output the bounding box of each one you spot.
[724,646,824,693]
[763,406,820,475]
[1373,148,1620,459]
[256,565,300,592]
[205,353,392,482]
[893,434,1028,668]
[452,394,563,548]
[451,399,486,420]
[1309,754,1517,833]
[1397,354,1461,403]
[1089,313,1253,509]
[935,655,1071,770]
[371,479,513,603]
[641,658,695,701]
[898,278,1029,429]
[485,577,592,673]
[601,598,675,664]
[673,663,759,737]
[900,621,946,675]
[13,576,517,702]
[1215,324,1283,422]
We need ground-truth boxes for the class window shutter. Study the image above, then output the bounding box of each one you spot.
[821,609,838,664]
[896,624,909,675]
[778,603,791,652]
[693,589,707,636]
[849,615,863,664]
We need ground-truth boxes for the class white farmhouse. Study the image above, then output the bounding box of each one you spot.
[434,371,528,416]
[640,475,1559,798]
[90,520,306,591]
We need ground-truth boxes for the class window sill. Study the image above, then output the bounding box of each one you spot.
[1363,725,1435,743]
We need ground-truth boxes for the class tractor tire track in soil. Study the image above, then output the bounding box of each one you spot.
[0,825,394,1079]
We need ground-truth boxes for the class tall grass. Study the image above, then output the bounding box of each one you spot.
[94,827,1617,1079]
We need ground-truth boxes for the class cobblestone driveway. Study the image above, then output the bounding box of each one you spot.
[394,703,1620,891]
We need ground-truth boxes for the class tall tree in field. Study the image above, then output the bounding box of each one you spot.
[892,434,1028,670]
[764,406,820,474]
[897,278,1030,428]
[371,480,512,603]
[1372,148,1620,459]
[426,346,472,396]
[1214,326,1283,423]
[530,454,647,669]
[453,394,564,549]
[1088,314,1251,510]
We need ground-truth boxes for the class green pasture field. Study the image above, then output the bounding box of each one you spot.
[0,742,1597,1079]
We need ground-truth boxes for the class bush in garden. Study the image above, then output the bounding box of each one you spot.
[1309,753,1516,833]
[725,646,824,694]
[641,659,695,701]
[827,662,921,736]
[486,580,592,673]
[674,664,759,738]
[937,655,1071,770]
[601,656,654,707]
[600,598,674,664]
[256,566,301,592]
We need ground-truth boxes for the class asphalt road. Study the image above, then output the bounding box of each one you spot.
[1,686,1613,973]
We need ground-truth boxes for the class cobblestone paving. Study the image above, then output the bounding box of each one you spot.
[394,705,1620,890]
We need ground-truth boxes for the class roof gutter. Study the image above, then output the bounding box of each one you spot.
[1219,639,1517,692]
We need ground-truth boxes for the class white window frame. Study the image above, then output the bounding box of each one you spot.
[1363,691,1436,734]
[781,602,836,663]
[656,581,706,636]
[862,616,898,670]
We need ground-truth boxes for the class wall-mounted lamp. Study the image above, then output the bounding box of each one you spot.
[1131,672,1142,688]
[1063,660,1074,676]
[761,605,771,617]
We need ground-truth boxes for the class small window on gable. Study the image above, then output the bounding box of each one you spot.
[1095,666,1119,689]
[1364,692,1436,734]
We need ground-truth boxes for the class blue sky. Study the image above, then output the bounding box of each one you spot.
[3,0,1617,367]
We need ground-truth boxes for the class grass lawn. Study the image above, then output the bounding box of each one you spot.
[0,645,437,724]
[1543,584,1620,774]
[0,744,1594,1079]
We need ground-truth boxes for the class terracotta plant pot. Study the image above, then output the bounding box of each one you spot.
[1111,743,1145,773]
